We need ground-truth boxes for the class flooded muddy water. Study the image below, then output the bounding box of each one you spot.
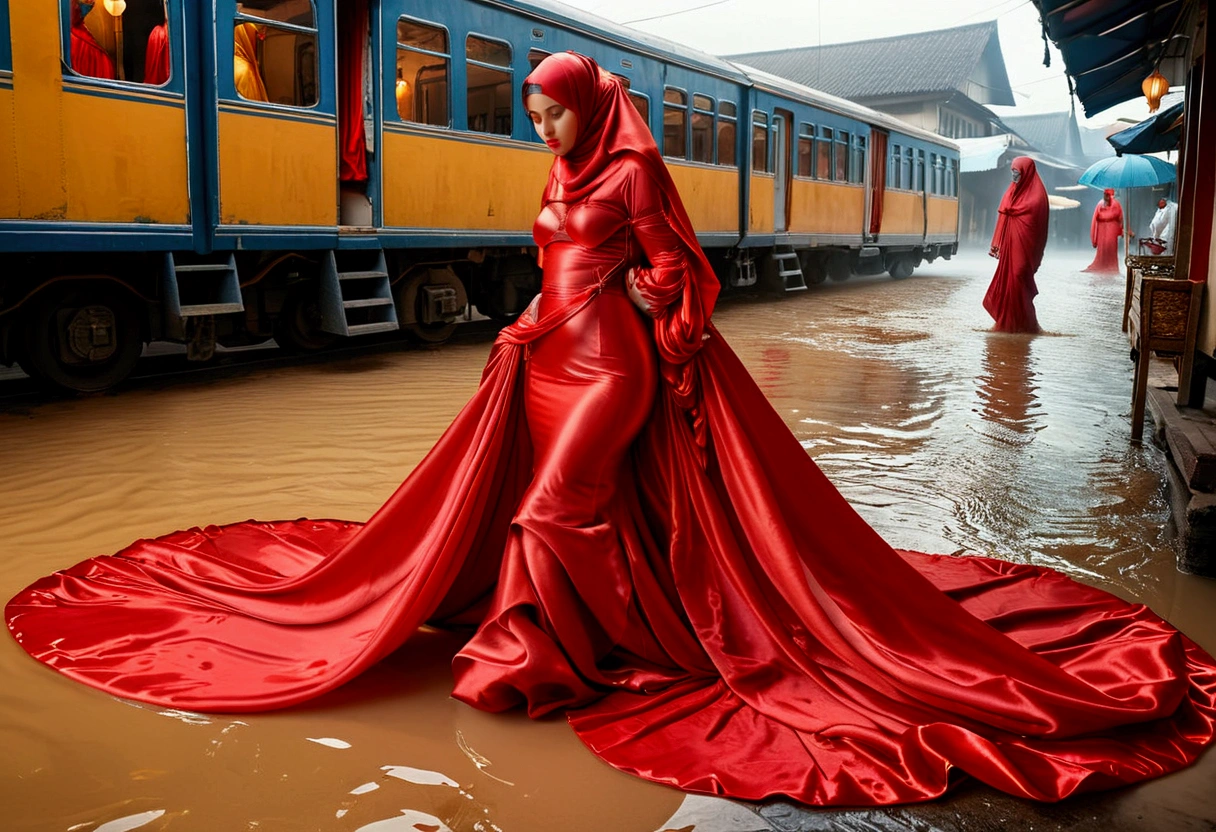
[2,250,1213,831]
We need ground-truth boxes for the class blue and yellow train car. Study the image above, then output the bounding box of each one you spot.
[0,0,958,393]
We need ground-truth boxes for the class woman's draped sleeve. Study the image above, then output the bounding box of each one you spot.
[621,158,709,369]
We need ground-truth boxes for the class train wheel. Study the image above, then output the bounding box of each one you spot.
[888,256,915,280]
[827,253,851,282]
[19,283,144,393]
[276,286,338,352]
[799,252,826,285]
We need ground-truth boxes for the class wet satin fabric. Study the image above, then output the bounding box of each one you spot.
[8,168,1216,807]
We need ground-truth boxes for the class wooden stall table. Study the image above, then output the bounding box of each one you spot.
[1127,265,1202,441]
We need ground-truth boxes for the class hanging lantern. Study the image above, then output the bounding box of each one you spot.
[1142,68,1169,113]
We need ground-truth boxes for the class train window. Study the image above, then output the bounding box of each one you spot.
[902,147,913,191]
[796,124,813,177]
[816,127,832,181]
[64,0,172,85]
[852,135,866,184]
[717,106,736,167]
[691,94,713,164]
[466,35,511,135]
[947,159,957,197]
[663,88,687,160]
[751,111,768,173]
[888,144,899,188]
[835,131,848,182]
[916,150,926,191]
[233,2,318,106]
[629,92,650,125]
[528,49,549,70]
[396,18,449,127]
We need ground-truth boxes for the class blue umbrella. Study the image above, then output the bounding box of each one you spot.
[1079,154,1176,189]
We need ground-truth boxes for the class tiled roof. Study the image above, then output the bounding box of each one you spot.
[725,21,1011,104]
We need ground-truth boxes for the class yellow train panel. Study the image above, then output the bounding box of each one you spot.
[0,86,17,218]
[382,131,550,230]
[880,191,924,237]
[788,180,864,236]
[749,175,774,233]
[927,196,958,236]
[10,0,67,219]
[219,110,337,226]
[62,92,189,223]
[666,164,739,233]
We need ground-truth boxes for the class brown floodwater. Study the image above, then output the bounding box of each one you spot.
[2,250,1214,832]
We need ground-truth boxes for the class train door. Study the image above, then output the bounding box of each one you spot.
[337,0,376,227]
[772,110,792,232]
[210,0,338,233]
[867,128,888,240]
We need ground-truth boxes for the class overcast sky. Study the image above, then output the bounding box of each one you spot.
[557,0,1169,128]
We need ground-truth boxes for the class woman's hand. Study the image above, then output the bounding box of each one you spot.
[988,245,999,259]
[626,267,655,317]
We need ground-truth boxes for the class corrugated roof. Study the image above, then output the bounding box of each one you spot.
[1001,112,1074,155]
[725,21,1011,104]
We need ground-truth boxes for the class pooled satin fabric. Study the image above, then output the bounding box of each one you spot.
[983,157,1047,333]
[8,152,1216,806]
[1084,189,1124,274]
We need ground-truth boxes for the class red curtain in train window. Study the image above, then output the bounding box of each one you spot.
[869,129,887,235]
[339,0,369,184]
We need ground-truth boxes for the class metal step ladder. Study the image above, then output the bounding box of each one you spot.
[319,250,400,337]
[771,245,808,292]
[162,253,244,340]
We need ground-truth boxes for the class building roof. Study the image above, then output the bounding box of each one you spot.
[725,21,1014,105]
[1000,111,1080,156]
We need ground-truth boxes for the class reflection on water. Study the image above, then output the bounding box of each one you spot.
[2,251,1214,831]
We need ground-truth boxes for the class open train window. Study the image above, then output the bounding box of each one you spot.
[796,124,813,177]
[946,158,957,197]
[396,18,449,127]
[835,130,849,182]
[1,0,11,72]
[466,34,511,135]
[63,0,173,86]
[816,126,832,181]
[852,135,866,183]
[233,1,318,106]
[750,111,768,173]
[629,91,650,127]
[916,149,926,191]
[527,48,549,70]
[663,88,687,160]
[691,94,713,164]
[888,143,900,189]
[902,147,913,191]
[716,101,736,167]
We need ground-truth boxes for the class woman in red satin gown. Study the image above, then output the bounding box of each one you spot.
[983,157,1048,333]
[7,53,1216,807]
[1083,188,1124,274]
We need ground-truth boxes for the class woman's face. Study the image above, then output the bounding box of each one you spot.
[1104,192,1112,205]
[526,93,578,157]
[1011,167,1022,184]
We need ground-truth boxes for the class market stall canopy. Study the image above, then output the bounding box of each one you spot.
[1107,101,1185,155]
[956,134,1011,172]
[1032,0,1190,117]
[1048,194,1081,210]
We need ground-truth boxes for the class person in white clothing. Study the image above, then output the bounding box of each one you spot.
[1145,198,1178,255]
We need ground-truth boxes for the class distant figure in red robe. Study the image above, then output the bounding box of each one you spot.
[144,23,170,86]
[984,156,1048,333]
[1083,188,1123,274]
[69,0,116,81]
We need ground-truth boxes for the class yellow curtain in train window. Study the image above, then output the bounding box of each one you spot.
[83,4,119,60]
[234,23,269,102]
